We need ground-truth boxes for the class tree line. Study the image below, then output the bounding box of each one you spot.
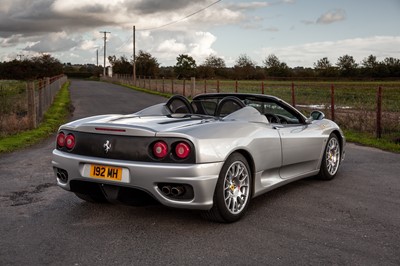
[109,51,400,80]
[0,54,64,80]
[1,52,399,81]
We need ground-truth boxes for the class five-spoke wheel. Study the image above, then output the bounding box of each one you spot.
[318,134,341,180]
[202,153,252,223]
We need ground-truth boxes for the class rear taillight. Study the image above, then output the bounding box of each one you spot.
[153,141,168,159]
[56,132,65,147]
[151,140,193,161]
[175,142,190,159]
[65,134,76,150]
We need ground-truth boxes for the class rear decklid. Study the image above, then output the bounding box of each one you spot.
[61,114,216,136]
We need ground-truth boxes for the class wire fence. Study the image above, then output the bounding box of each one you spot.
[105,74,400,141]
[0,75,67,136]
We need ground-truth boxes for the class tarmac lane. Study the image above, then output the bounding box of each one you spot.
[0,80,399,265]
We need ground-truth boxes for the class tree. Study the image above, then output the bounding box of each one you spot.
[263,54,290,77]
[136,50,159,77]
[234,54,257,79]
[383,57,400,77]
[108,55,132,74]
[31,54,63,78]
[204,54,226,68]
[198,54,226,78]
[0,54,63,80]
[360,55,381,77]
[174,54,196,79]
[314,57,336,77]
[336,54,358,77]
[361,54,378,69]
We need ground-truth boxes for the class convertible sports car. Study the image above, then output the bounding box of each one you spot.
[52,93,345,222]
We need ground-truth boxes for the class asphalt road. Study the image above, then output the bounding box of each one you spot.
[1,80,399,265]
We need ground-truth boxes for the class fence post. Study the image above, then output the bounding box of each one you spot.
[204,79,207,93]
[27,82,37,129]
[376,86,382,138]
[148,76,151,90]
[46,77,50,110]
[162,77,165,93]
[38,81,43,122]
[183,79,186,96]
[171,79,174,94]
[191,77,196,97]
[331,84,335,121]
[261,81,265,94]
[235,80,238,93]
[217,80,220,93]
[291,82,296,107]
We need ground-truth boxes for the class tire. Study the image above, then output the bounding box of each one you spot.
[74,191,108,203]
[202,153,252,223]
[318,134,341,180]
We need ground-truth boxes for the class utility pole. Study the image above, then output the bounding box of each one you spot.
[96,49,98,67]
[133,25,136,85]
[100,31,110,76]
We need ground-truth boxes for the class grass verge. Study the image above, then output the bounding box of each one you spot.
[0,81,71,153]
[344,130,400,153]
[110,81,172,98]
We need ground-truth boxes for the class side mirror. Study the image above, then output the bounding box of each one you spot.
[310,110,325,121]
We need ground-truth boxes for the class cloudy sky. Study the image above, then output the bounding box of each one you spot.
[0,0,399,67]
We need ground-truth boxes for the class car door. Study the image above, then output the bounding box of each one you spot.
[262,101,325,179]
[276,122,326,179]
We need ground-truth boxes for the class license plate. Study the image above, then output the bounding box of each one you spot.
[90,164,122,181]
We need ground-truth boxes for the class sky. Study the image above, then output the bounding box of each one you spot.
[0,0,399,68]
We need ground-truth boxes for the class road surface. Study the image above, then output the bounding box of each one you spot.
[1,80,399,265]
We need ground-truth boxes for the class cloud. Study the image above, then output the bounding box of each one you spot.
[226,2,271,11]
[259,36,400,67]
[23,32,79,52]
[189,32,217,60]
[263,27,279,32]
[141,31,217,65]
[133,0,196,14]
[157,39,187,54]
[316,9,346,24]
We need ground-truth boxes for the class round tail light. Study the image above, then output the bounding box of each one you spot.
[65,134,76,150]
[153,141,168,159]
[57,132,65,147]
[175,142,190,159]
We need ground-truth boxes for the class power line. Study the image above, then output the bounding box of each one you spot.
[107,1,222,68]
[138,0,222,31]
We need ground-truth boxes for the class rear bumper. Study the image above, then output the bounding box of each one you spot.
[52,149,222,210]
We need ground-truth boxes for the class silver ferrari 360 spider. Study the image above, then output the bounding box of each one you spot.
[52,93,345,222]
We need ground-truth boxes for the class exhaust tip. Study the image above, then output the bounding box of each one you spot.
[161,186,171,195]
[157,183,193,200]
[171,186,185,196]
[55,168,68,183]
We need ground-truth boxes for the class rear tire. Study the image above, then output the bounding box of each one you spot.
[318,134,341,180]
[202,153,252,223]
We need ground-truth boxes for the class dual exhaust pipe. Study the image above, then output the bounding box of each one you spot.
[55,168,68,183]
[161,185,185,197]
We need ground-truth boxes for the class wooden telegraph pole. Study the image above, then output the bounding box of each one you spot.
[133,26,136,85]
[100,31,110,76]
